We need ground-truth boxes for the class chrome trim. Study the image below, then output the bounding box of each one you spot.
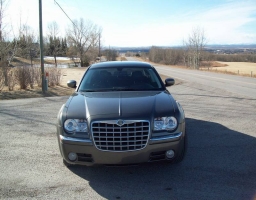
[91,120,150,152]
[96,120,144,125]
[116,119,124,126]
[149,132,182,144]
[60,135,92,144]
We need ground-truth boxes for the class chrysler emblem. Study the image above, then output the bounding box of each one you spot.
[116,119,124,126]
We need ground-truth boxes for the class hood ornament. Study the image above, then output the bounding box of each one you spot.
[116,119,124,126]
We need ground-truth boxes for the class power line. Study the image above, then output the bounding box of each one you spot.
[53,0,79,31]
[53,0,101,64]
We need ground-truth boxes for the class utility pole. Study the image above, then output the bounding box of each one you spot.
[98,33,101,61]
[39,0,46,93]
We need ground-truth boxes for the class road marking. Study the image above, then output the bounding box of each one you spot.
[156,66,256,86]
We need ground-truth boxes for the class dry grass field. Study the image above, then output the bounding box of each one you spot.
[212,62,256,76]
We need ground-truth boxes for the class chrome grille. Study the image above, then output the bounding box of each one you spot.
[91,121,150,152]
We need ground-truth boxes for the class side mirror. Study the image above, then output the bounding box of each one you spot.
[67,80,77,88]
[165,78,175,86]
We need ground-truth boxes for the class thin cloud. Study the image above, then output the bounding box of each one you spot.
[4,0,256,46]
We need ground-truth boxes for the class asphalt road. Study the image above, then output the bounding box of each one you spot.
[155,65,256,99]
[0,61,256,199]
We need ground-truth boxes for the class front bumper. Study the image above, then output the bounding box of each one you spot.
[58,130,185,166]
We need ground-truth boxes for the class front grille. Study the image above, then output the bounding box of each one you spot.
[91,121,150,152]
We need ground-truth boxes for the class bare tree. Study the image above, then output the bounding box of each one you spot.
[66,44,79,66]
[66,18,101,66]
[0,0,9,41]
[149,46,184,65]
[103,48,117,61]
[0,0,11,86]
[15,24,38,89]
[48,21,59,39]
[184,27,207,69]
[16,24,38,60]
[47,21,61,67]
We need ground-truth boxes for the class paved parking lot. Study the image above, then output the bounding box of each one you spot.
[0,67,256,199]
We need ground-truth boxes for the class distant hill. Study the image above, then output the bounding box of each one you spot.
[110,47,151,53]
[205,44,256,49]
[109,44,256,53]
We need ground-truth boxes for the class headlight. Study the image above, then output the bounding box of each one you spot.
[64,119,88,134]
[154,117,177,131]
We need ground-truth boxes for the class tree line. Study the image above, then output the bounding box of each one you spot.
[0,0,118,91]
[146,27,256,68]
[147,47,256,68]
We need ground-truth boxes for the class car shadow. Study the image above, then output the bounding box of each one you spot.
[67,118,256,200]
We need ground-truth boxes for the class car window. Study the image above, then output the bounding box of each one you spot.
[78,67,164,91]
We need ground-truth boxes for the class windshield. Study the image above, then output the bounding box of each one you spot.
[78,67,164,92]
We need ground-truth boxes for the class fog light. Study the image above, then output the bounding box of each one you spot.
[68,152,77,161]
[166,150,175,159]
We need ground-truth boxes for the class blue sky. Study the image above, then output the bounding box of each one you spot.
[6,0,256,47]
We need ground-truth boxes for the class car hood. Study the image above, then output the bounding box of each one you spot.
[65,91,176,119]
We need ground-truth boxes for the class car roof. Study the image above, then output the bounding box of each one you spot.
[89,61,153,69]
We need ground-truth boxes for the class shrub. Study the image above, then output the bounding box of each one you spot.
[45,67,63,86]
[7,69,17,91]
[15,66,33,89]
[33,66,42,87]
[0,69,5,91]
